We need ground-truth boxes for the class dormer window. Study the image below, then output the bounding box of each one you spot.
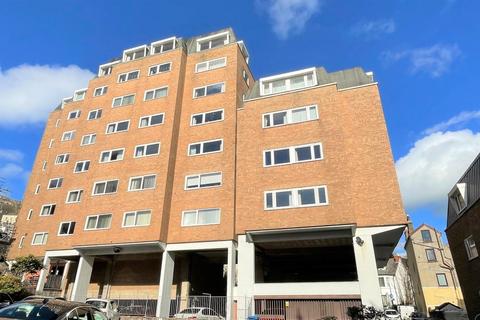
[196,32,229,52]
[151,37,176,54]
[123,45,149,62]
[98,61,120,77]
[73,89,87,101]
[260,68,317,96]
[449,183,467,214]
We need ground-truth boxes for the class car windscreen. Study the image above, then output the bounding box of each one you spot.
[0,301,70,320]
[85,301,107,309]
[179,308,201,314]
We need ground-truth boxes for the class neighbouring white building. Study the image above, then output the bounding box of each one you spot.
[378,256,415,307]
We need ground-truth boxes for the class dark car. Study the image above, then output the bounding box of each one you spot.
[0,293,13,309]
[0,298,108,320]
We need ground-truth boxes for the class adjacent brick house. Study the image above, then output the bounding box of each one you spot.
[9,28,407,319]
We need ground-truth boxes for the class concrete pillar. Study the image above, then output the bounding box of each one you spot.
[226,242,236,320]
[353,232,383,310]
[60,261,71,298]
[236,235,255,319]
[156,251,175,318]
[70,255,94,302]
[36,255,51,294]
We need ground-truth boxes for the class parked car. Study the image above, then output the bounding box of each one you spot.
[0,293,13,309]
[22,296,66,301]
[85,299,119,320]
[383,309,401,320]
[174,307,224,319]
[0,297,108,320]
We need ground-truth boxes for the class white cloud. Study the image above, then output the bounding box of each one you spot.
[258,0,322,39]
[396,129,480,211]
[0,163,24,179]
[383,44,461,77]
[0,149,23,162]
[351,19,396,39]
[0,64,94,127]
[423,110,480,135]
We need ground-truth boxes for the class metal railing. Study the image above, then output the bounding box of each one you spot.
[169,296,227,318]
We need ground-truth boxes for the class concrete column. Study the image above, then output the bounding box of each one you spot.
[36,255,51,294]
[226,241,236,320]
[156,250,175,319]
[353,232,383,310]
[236,235,255,319]
[70,255,94,302]
[60,261,71,298]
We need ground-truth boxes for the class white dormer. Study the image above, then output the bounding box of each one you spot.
[98,60,120,77]
[237,40,250,64]
[151,37,177,55]
[196,31,230,52]
[449,183,467,214]
[123,45,149,62]
[259,67,318,96]
[73,88,87,101]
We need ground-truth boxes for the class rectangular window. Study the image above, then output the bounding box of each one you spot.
[191,109,224,126]
[193,83,225,98]
[100,149,125,163]
[464,236,479,260]
[112,94,135,107]
[260,69,316,95]
[436,273,448,287]
[92,180,118,195]
[42,161,47,171]
[48,139,54,149]
[263,105,318,128]
[74,160,90,173]
[61,130,75,141]
[151,38,176,54]
[55,153,70,165]
[195,57,227,73]
[18,236,25,248]
[85,214,112,230]
[149,62,171,76]
[68,110,81,120]
[264,143,323,167]
[66,190,83,203]
[123,210,151,227]
[48,178,63,189]
[139,113,165,128]
[31,232,48,245]
[188,139,223,156]
[106,120,130,134]
[93,86,108,97]
[421,230,432,242]
[73,89,86,101]
[123,46,148,61]
[243,69,250,86]
[81,134,97,146]
[185,172,222,190]
[379,277,385,287]
[55,119,60,128]
[182,208,221,226]
[35,184,40,195]
[134,142,160,158]
[88,109,102,120]
[118,70,140,83]
[27,209,33,220]
[196,32,229,51]
[144,87,168,101]
[265,185,328,210]
[128,175,156,191]
[40,204,56,216]
[426,249,437,262]
[58,221,76,236]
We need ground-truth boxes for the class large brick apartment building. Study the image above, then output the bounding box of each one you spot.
[9,28,407,320]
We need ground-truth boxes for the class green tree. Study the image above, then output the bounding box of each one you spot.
[0,273,23,294]
[11,255,43,276]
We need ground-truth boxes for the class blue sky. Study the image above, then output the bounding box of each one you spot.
[1,0,480,236]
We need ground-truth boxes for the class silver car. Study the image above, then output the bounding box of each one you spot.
[85,299,119,320]
[384,309,401,320]
[174,307,224,320]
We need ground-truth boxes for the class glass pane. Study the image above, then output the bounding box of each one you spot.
[140,118,149,127]
[186,176,200,188]
[211,36,226,48]
[313,145,322,159]
[113,98,121,107]
[318,187,327,203]
[60,223,69,235]
[272,112,287,125]
[146,144,159,155]
[265,152,272,166]
[145,91,154,100]
[305,73,314,85]
[295,146,312,161]
[205,111,222,122]
[155,88,167,98]
[203,140,222,153]
[209,58,226,69]
[263,115,271,127]
[200,173,221,187]
[130,178,142,190]
[143,175,156,188]
[84,161,90,171]
[159,63,170,72]
[162,42,174,51]
[290,75,306,89]
[136,211,151,226]
[199,42,210,51]
[196,62,208,72]
[33,234,43,244]
[183,211,196,226]
[266,193,273,208]
[272,79,286,93]
[273,149,290,164]
[68,192,77,202]
[206,83,223,95]
[119,74,127,82]
[69,222,76,234]
[124,213,135,226]
[105,181,118,193]
[189,144,201,155]
[94,183,106,194]
[117,121,129,131]
[149,67,158,75]
[97,215,111,228]
[135,146,145,157]
[198,209,220,224]
[195,87,206,97]
[100,152,109,162]
[86,217,97,229]
[151,114,163,125]
[276,191,292,207]
[298,188,316,205]
[292,108,308,123]
[309,106,317,119]
[192,114,203,125]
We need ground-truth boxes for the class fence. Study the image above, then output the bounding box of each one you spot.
[169,296,227,318]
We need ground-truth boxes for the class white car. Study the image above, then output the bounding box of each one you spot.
[174,307,224,320]
[384,309,401,319]
[86,298,119,320]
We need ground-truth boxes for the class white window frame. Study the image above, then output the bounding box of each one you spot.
[123,45,149,62]
[184,172,222,190]
[48,139,54,149]
[181,208,221,227]
[18,236,25,248]
[27,209,33,220]
[34,184,40,195]
[61,130,76,141]
[196,31,230,51]
[193,82,225,99]
[111,94,135,107]
[263,142,323,167]
[128,174,157,191]
[259,67,318,96]
[144,86,168,101]
[42,161,47,171]
[190,109,224,126]
[264,185,329,210]
[84,214,112,230]
[138,113,165,128]
[117,70,140,83]
[58,221,76,236]
[134,142,161,158]
[449,183,467,214]
[150,37,177,54]
[55,153,70,165]
[195,57,227,73]
[31,232,48,245]
[148,62,172,76]
[68,110,81,120]
[105,120,130,134]
[465,235,479,260]
[66,189,84,204]
[263,105,319,128]
[55,119,60,128]
[98,60,120,77]
[92,180,119,196]
[47,178,63,189]
[73,88,87,101]
[99,148,125,163]
[122,210,152,228]
[40,203,56,216]
[88,109,102,120]
[93,86,108,97]
[81,133,97,146]
[187,139,223,156]
[74,160,90,173]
